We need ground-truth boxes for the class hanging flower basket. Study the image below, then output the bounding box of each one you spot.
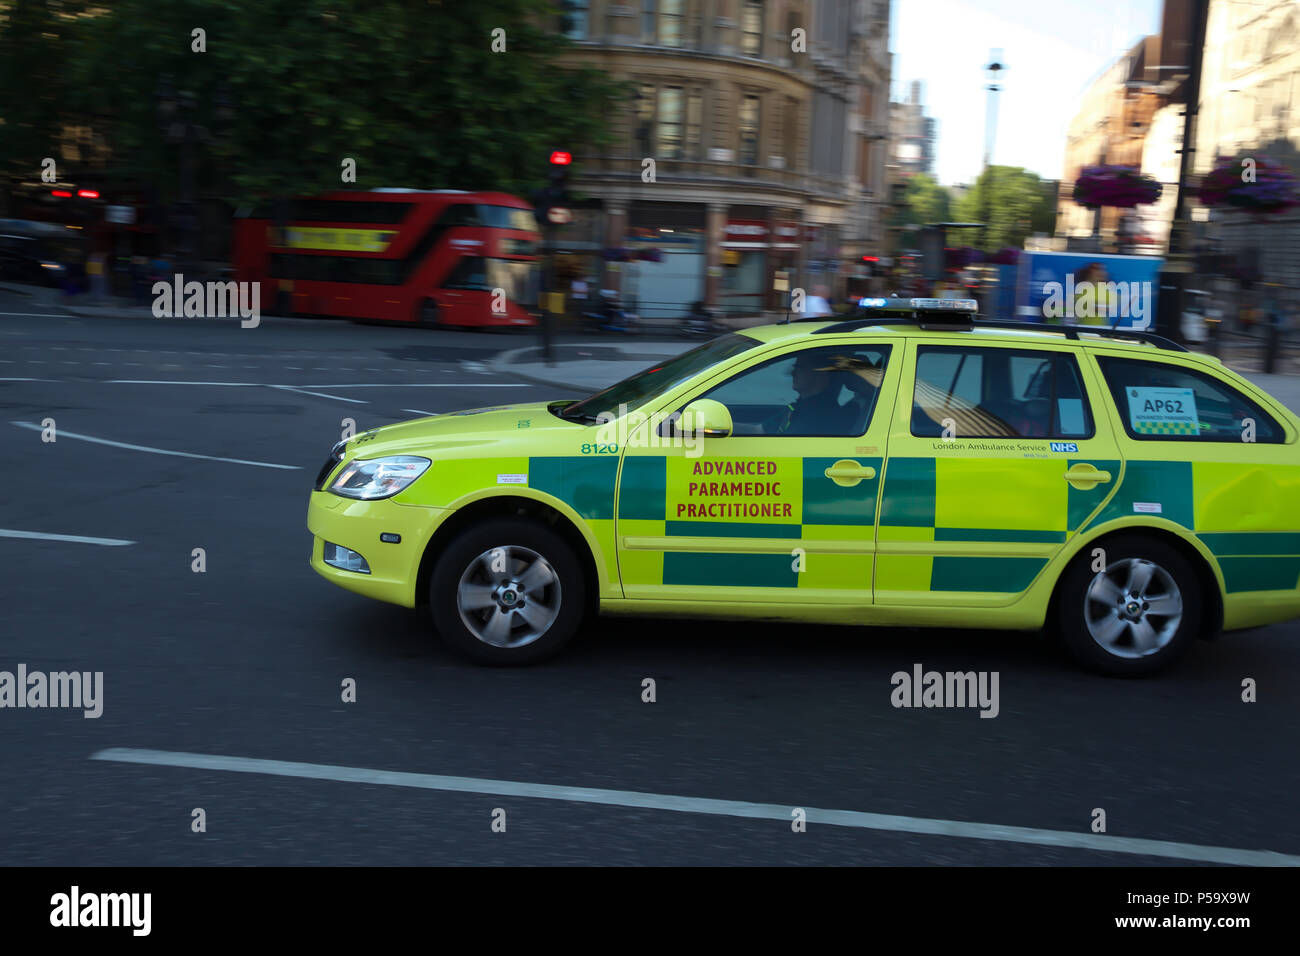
[1072,165,1163,208]
[1197,154,1300,216]
[637,247,663,263]
[987,247,1021,265]
[602,246,631,262]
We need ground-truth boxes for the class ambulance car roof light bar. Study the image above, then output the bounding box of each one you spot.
[811,310,1189,352]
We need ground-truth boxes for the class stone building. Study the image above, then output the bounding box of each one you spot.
[552,0,892,318]
[1194,0,1300,296]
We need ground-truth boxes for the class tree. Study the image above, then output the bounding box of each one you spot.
[951,165,1057,252]
[12,0,624,206]
[894,172,951,229]
[0,0,98,193]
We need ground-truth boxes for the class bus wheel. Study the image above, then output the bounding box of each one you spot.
[417,299,442,328]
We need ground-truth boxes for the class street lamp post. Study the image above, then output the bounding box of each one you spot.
[1156,0,1211,344]
[980,51,1005,254]
[155,75,232,281]
[982,50,1004,173]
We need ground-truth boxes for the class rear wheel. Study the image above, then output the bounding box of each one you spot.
[417,298,442,328]
[429,518,587,665]
[1056,534,1201,676]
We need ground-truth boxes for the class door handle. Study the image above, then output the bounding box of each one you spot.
[1063,463,1112,490]
[824,459,877,487]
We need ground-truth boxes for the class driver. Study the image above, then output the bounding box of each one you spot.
[775,352,863,434]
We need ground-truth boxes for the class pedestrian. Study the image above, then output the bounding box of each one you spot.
[570,275,588,321]
[86,250,107,304]
[801,283,833,318]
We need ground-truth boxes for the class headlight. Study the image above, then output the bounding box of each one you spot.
[329,455,430,500]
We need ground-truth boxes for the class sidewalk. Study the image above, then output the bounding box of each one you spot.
[0,282,164,320]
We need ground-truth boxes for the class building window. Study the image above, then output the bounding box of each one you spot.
[643,0,656,41]
[559,0,588,39]
[633,83,657,155]
[739,94,761,165]
[783,96,798,169]
[686,90,703,160]
[657,86,684,159]
[659,0,684,46]
[741,1,764,57]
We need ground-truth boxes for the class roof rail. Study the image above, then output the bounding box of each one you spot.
[811,314,1188,352]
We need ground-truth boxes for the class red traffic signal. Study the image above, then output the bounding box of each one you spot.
[549,150,572,166]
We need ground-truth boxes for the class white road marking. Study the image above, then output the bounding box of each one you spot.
[0,377,50,382]
[268,384,367,404]
[402,409,438,416]
[89,747,1300,866]
[0,312,73,317]
[109,380,260,385]
[300,383,529,389]
[0,529,135,547]
[10,422,301,470]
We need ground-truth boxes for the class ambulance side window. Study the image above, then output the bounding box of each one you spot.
[696,344,892,437]
[912,345,1094,439]
[1096,355,1283,442]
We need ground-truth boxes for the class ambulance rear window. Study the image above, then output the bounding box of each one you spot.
[1096,356,1284,443]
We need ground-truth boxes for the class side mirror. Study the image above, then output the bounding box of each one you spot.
[679,399,733,439]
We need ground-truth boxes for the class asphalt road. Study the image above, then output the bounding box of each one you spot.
[2,290,1298,867]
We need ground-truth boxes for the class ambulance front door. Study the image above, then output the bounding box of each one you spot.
[615,340,900,605]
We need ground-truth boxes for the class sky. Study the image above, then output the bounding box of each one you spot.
[889,0,1164,186]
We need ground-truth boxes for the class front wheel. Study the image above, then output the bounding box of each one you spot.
[1055,534,1202,676]
[429,518,587,665]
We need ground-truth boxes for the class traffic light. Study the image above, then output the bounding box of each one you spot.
[547,149,571,199]
[533,148,573,223]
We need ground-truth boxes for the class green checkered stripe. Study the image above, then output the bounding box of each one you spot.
[1133,420,1199,435]
[876,456,1061,593]
[1081,459,1300,594]
[613,455,1300,595]
[618,456,880,588]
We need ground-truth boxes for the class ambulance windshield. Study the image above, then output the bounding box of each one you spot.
[558,333,762,422]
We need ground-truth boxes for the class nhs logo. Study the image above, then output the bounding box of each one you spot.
[1049,442,1079,453]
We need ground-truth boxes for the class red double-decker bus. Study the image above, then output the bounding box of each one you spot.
[233,189,541,328]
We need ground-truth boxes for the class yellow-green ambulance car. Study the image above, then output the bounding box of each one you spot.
[307,299,1300,674]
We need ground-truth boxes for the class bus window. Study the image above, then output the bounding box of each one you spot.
[444,256,489,291]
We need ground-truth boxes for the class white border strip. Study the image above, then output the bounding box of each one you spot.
[90,748,1300,866]
[0,528,135,546]
[10,421,301,470]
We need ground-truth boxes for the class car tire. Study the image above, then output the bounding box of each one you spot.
[1055,534,1202,676]
[429,517,587,665]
